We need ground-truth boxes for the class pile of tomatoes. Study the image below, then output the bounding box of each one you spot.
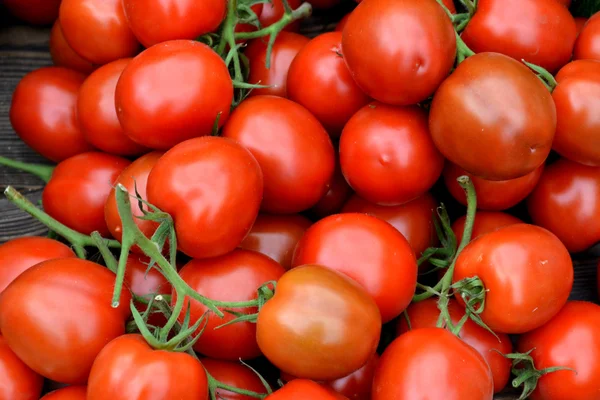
[1,0,600,398]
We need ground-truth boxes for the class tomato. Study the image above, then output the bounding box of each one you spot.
[88,334,208,400]
[0,258,131,383]
[310,156,353,218]
[245,33,309,97]
[257,265,381,380]
[444,162,544,211]
[527,158,600,252]
[175,249,285,360]
[555,60,600,82]
[146,137,262,258]
[259,0,303,32]
[49,21,95,74]
[292,213,417,322]
[201,359,267,400]
[335,14,351,32]
[234,4,264,43]
[3,0,60,24]
[574,12,600,61]
[0,335,43,400]
[430,52,556,181]
[9,67,94,162]
[340,102,444,205]
[222,96,335,214]
[115,41,232,150]
[576,17,588,36]
[43,152,130,236]
[342,0,456,105]
[397,299,512,393]
[41,387,87,400]
[267,380,348,400]
[287,32,370,136]
[441,0,456,12]
[452,211,522,244]
[373,328,494,399]
[517,301,600,400]
[556,0,570,5]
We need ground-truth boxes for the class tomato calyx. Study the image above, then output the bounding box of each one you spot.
[217,282,276,329]
[450,276,498,338]
[0,156,54,183]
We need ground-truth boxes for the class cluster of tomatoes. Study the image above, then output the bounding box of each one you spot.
[1,0,600,399]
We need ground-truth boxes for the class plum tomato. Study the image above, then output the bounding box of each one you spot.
[267,380,348,400]
[309,155,354,218]
[0,335,44,400]
[201,359,268,400]
[3,0,61,24]
[259,0,303,33]
[49,21,95,74]
[452,211,523,245]
[40,387,87,400]
[555,60,600,82]
[574,12,600,61]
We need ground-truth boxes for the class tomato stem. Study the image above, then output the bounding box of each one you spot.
[522,60,558,92]
[206,370,268,399]
[90,231,118,273]
[455,32,475,64]
[0,156,54,183]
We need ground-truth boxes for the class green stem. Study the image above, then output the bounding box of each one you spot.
[234,2,312,41]
[90,231,118,274]
[456,32,475,64]
[0,156,54,183]
[206,371,267,400]
[522,60,558,92]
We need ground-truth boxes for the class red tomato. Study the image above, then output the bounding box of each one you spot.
[234,4,264,43]
[517,301,600,400]
[335,14,351,32]
[9,67,94,162]
[201,359,267,400]
[115,40,232,150]
[555,59,600,82]
[373,328,494,399]
[527,158,600,252]
[175,249,285,360]
[576,17,588,36]
[259,0,303,32]
[292,213,417,322]
[430,52,556,181]
[0,258,131,383]
[41,387,87,400]
[88,334,208,400]
[245,33,310,97]
[342,0,456,105]
[3,0,61,24]
[0,335,43,400]
[452,211,523,244]
[444,162,544,211]
[257,265,381,380]
[574,12,600,61]
[146,137,263,258]
[267,380,348,400]
[310,156,353,218]
[222,96,335,214]
[43,152,130,236]
[556,0,571,5]
[49,21,95,74]
[124,254,172,317]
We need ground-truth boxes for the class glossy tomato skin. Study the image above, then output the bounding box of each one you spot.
[517,301,600,400]
[40,386,87,400]
[310,156,354,218]
[3,0,60,24]
[147,137,263,258]
[292,213,417,323]
[452,211,522,245]
[267,380,348,400]
[259,0,303,32]
[49,21,95,74]
[430,52,556,181]
[0,335,44,400]
[373,328,494,399]
[222,96,335,214]
[574,12,600,61]
[0,258,131,384]
[555,60,600,82]
[87,334,208,400]
[340,103,444,205]
[175,249,285,360]
[9,67,94,162]
[342,0,456,105]
[201,359,267,400]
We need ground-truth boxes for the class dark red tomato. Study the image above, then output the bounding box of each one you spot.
[310,156,353,219]
[43,152,130,236]
[574,12,600,61]
[555,60,600,82]
[222,96,335,214]
[202,359,267,400]
[259,0,303,32]
[517,301,600,400]
[115,40,232,150]
[0,258,131,384]
[49,21,95,74]
[397,299,512,393]
[454,224,573,334]
[452,211,522,244]
[340,102,444,205]
[342,0,456,105]
[0,335,43,400]
[41,386,87,400]
[175,249,285,360]
[146,137,262,258]
[335,14,351,32]
[235,4,264,43]
[373,328,493,399]
[3,0,60,24]
[267,380,348,400]
[444,162,544,211]
[292,213,417,323]
[9,67,94,162]
[245,32,310,97]
[430,52,556,181]
[576,17,588,36]
[257,265,381,380]
[88,334,208,400]
[527,158,600,252]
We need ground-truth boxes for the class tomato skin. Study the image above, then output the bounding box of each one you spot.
[222,96,335,214]
[576,17,588,36]
[49,21,95,74]
[40,386,87,400]
[574,12,600,61]
[373,328,494,400]
[3,0,61,24]
[452,211,522,244]
[335,14,351,32]
[292,213,417,323]
[0,258,131,384]
[267,380,348,400]
[310,156,354,219]
[342,0,456,105]
[9,67,94,162]
[555,60,600,82]
[340,103,444,205]
[201,359,267,400]
[259,0,303,32]
[87,334,208,400]
[0,335,44,400]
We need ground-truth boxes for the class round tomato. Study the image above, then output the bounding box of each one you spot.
[0,335,43,400]
[41,387,87,400]
[310,156,354,219]
[49,21,95,74]
[452,211,522,244]
[555,60,600,82]
[3,0,61,24]
[574,12,600,61]
[202,359,267,400]
[259,0,303,32]
[267,380,348,400]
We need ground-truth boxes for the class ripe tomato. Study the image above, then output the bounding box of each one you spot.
[444,162,544,211]
[0,335,43,400]
[292,213,417,323]
[49,21,95,74]
[267,380,348,400]
[454,224,573,334]
[257,265,381,380]
[397,299,512,393]
[175,249,285,360]
[287,32,370,136]
[452,211,522,244]
[340,103,444,205]
[517,301,600,400]
[40,386,87,400]
[259,0,303,32]
[115,40,232,150]
[373,328,494,399]
[0,258,131,383]
[574,12,600,61]
[222,96,335,214]
[555,60,600,82]
[335,14,350,32]
[342,0,456,105]
[245,33,309,97]
[3,0,60,24]
[146,137,262,258]
[527,158,600,252]
[576,17,588,36]
[201,359,267,400]
[430,52,556,181]
[9,67,94,162]
[43,152,130,236]
[309,156,353,219]
[88,334,208,400]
